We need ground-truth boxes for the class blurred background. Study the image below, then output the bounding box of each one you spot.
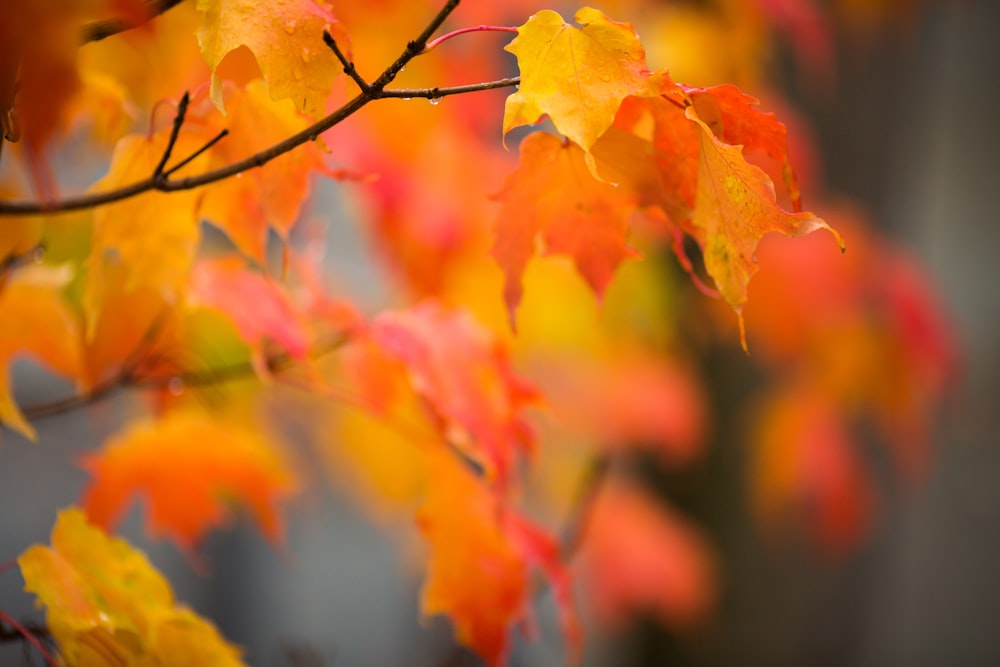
[2,0,999,665]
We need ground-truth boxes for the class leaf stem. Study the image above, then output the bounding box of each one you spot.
[0,610,58,667]
[422,25,519,53]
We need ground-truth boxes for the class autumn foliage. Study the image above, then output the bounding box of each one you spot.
[0,0,955,665]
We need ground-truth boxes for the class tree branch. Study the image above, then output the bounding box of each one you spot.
[323,32,370,93]
[379,77,519,100]
[81,0,185,43]
[0,0,504,218]
[19,332,352,423]
[152,92,190,179]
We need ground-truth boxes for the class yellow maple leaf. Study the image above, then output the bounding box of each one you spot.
[85,129,208,336]
[502,7,664,167]
[195,0,350,117]
[18,508,246,667]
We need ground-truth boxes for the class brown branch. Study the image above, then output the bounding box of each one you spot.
[152,92,190,179]
[0,0,491,218]
[379,77,519,100]
[162,128,229,177]
[558,454,611,557]
[0,244,43,286]
[19,332,352,423]
[323,32,370,93]
[81,0,185,43]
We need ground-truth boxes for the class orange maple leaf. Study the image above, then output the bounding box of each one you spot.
[80,409,297,550]
[687,83,803,210]
[189,258,312,374]
[0,267,82,441]
[493,131,639,329]
[686,108,842,347]
[368,302,540,487]
[418,450,579,667]
[582,479,715,629]
[0,0,147,195]
[542,348,706,466]
[189,81,328,264]
[751,388,872,551]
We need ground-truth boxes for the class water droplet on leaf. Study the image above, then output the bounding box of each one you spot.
[167,377,184,396]
[284,20,296,34]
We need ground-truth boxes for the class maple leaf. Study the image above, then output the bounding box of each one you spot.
[368,302,540,487]
[0,266,82,441]
[417,450,579,667]
[0,0,147,195]
[195,0,350,116]
[84,127,210,333]
[751,388,872,551]
[595,94,700,227]
[189,258,312,375]
[503,7,664,166]
[18,507,246,666]
[541,349,706,466]
[80,409,297,549]
[493,131,639,329]
[686,108,843,347]
[687,83,803,210]
[582,479,715,629]
[191,81,327,264]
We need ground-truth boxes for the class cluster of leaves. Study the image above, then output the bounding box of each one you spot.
[0,0,955,666]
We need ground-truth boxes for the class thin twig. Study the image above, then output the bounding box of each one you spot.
[20,332,351,422]
[0,244,43,281]
[379,77,519,100]
[0,0,484,218]
[559,454,611,557]
[20,313,169,421]
[0,611,58,667]
[163,129,229,177]
[152,92,189,179]
[323,32,370,93]
[368,0,461,91]
[81,0,185,43]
